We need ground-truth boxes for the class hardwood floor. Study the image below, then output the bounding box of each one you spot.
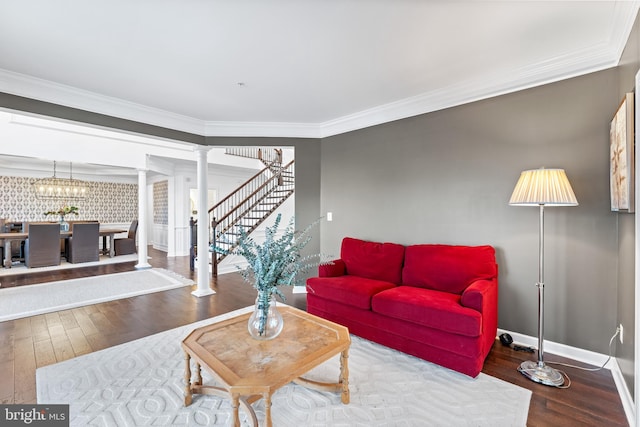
[0,247,628,426]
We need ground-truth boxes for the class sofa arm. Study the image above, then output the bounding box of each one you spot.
[460,278,497,313]
[319,259,346,277]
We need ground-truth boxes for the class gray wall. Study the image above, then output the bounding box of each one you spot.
[321,70,620,358]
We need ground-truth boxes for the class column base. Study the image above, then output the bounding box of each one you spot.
[135,262,152,270]
[191,288,216,298]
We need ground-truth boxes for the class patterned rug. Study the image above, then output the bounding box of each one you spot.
[37,307,531,426]
[0,268,193,321]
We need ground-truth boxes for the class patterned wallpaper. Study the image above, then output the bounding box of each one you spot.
[153,180,168,225]
[0,176,138,223]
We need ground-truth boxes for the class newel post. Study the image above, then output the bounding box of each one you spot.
[211,217,218,278]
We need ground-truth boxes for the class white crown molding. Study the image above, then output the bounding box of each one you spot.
[0,42,624,141]
[0,45,622,140]
[319,42,621,137]
[203,121,322,139]
[0,1,637,140]
[611,1,640,61]
[0,69,207,135]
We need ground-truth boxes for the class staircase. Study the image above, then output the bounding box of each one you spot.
[189,148,294,275]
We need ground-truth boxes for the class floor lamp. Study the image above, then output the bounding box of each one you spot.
[509,167,578,387]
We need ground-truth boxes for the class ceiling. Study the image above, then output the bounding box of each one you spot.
[0,1,638,138]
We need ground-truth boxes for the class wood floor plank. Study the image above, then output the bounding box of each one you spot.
[50,333,75,362]
[13,318,31,340]
[65,327,92,356]
[57,310,79,330]
[87,311,114,331]
[71,308,99,336]
[0,328,13,363]
[0,360,14,404]
[33,339,56,368]
[44,312,62,328]
[29,316,50,343]
[47,323,66,340]
[12,388,36,405]
[13,337,36,404]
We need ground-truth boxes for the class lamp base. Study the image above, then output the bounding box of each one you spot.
[518,360,564,387]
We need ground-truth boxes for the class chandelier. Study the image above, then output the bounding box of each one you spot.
[33,161,90,200]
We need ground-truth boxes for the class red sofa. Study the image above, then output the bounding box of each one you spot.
[306,237,498,377]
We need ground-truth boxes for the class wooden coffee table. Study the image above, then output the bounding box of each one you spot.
[181,306,351,427]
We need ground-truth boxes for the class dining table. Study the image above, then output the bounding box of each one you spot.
[0,227,128,268]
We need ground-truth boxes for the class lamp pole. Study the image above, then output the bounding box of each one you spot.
[537,204,545,366]
[517,199,565,386]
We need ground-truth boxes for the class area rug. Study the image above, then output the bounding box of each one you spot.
[0,268,194,322]
[37,306,532,427]
[0,253,140,277]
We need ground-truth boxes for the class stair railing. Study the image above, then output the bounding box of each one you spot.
[189,159,294,275]
[211,159,294,237]
[224,147,282,164]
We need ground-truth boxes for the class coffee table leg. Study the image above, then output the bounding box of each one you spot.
[340,348,350,404]
[264,392,273,427]
[231,393,241,427]
[184,352,192,406]
[195,362,202,386]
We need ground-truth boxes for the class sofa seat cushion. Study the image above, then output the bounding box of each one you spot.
[372,286,482,337]
[307,275,397,310]
[402,244,497,294]
[341,237,405,284]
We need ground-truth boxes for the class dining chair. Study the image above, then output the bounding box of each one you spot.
[114,220,138,255]
[67,222,100,263]
[24,223,61,268]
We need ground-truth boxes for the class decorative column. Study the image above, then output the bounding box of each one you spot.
[135,168,152,269]
[192,146,215,297]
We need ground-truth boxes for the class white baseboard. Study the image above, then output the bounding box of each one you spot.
[497,328,635,427]
[194,258,248,275]
[152,243,168,252]
[610,359,635,427]
[497,328,613,367]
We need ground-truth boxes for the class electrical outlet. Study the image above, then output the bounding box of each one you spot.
[327,212,333,221]
[620,324,624,344]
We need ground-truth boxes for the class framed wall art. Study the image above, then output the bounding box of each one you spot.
[610,92,635,213]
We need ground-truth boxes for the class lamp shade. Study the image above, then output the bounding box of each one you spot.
[509,168,578,206]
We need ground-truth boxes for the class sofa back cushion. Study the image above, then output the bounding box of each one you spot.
[402,244,496,294]
[341,237,405,284]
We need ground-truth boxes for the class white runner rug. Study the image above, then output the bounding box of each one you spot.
[37,307,531,427]
[0,268,193,321]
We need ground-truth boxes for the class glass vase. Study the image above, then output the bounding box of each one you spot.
[248,291,283,340]
[59,216,69,232]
